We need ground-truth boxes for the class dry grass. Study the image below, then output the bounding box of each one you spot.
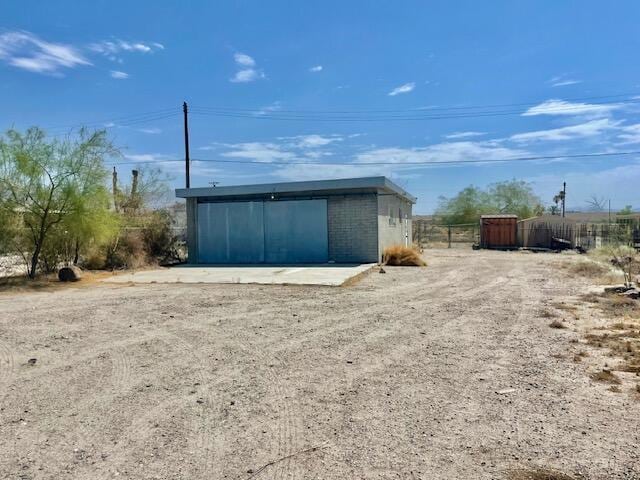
[566,260,610,277]
[382,245,427,267]
[579,292,640,317]
[590,369,622,384]
[550,301,579,319]
[507,466,582,480]
[549,319,566,329]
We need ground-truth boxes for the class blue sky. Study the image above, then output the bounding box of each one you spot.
[2,1,640,213]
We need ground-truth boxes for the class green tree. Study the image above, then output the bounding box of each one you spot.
[436,180,544,224]
[0,127,119,278]
[618,205,634,215]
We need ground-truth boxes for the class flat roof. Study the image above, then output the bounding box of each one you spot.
[175,176,417,203]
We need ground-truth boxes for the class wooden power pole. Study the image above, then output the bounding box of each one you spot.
[183,101,191,188]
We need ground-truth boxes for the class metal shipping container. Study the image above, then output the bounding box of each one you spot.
[480,215,518,249]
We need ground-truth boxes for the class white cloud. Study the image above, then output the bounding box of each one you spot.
[273,163,393,181]
[231,69,264,83]
[124,153,170,162]
[548,75,582,87]
[444,131,486,139]
[617,123,640,144]
[89,40,164,61]
[221,142,295,163]
[280,134,343,148]
[110,70,129,79]
[234,53,255,67]
[510,118,619,143]
[388,82,415,96]
[522,99,622,117]
[355,141,527,165]
[0,31,90,75]
[230,52,264,83]
[138,127,161,134]
[309,65,323,72]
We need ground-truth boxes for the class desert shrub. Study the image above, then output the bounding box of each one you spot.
[140,210,181,263]
[382,245,427,266]
[102,230,147,270]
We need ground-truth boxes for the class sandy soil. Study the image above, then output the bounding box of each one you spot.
[0,249,638,480]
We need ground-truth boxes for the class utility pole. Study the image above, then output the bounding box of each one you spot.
[183,101,191,189]
[562,181,566,218]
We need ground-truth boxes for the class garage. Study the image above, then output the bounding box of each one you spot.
[176,176,416,265]
[196,199,328,264]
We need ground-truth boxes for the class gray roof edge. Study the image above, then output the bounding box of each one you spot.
[176,176,416,203]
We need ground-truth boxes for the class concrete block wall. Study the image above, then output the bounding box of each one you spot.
[327,194,379,263]
[377,194,413,260]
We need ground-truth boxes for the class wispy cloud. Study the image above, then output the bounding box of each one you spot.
[0,31,90,75]
[522,99,622,117]
[388,82,415,96]
[444,131,487,139]
[221,142,295,163]
[110,70,129,79]
[355,141,527,165]
[617,123,640,144]
[138,127,162,134]
[230,52,265,83]
[309,65,323,72]
[89,39,164,62]
[280,134,343,148]
[510,118,619,143]
[548,75,582,87]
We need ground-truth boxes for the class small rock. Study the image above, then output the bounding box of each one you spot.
[379,267,386,274]
[496,388,516,395]
[27,358,37,366]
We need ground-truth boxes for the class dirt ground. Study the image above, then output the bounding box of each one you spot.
[0,249,638,480]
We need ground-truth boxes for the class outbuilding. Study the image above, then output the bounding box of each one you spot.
[175,176,416,264]
[479,214,518,249]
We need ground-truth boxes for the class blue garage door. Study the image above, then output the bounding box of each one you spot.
[264,199,328,263]
[197,199,328,264]
[197,202,264,263]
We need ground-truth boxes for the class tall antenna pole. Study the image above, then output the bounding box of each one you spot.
[183,101,191,188]
[562,181,566,218]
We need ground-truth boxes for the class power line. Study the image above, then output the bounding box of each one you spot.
[188,99,639,122]
[106,149,640,166]
[42,108,181,134]
[189,92,640,118]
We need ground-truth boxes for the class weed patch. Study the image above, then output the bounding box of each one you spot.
[590,369,621,384]
[549,319,566,329]
[382,245,427,267]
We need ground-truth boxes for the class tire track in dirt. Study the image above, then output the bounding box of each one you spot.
[0,339,15,394]
[160,329,223,479]
[234,340,304,480]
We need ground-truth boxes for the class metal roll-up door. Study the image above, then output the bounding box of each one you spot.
[264,199,328,263]
[197,201,264,263]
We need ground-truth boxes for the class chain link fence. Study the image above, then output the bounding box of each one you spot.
[413,220,479,248]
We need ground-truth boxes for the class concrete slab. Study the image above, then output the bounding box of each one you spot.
[102,264,375,286]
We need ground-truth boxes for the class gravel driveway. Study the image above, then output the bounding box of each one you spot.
[0,249,638,479]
